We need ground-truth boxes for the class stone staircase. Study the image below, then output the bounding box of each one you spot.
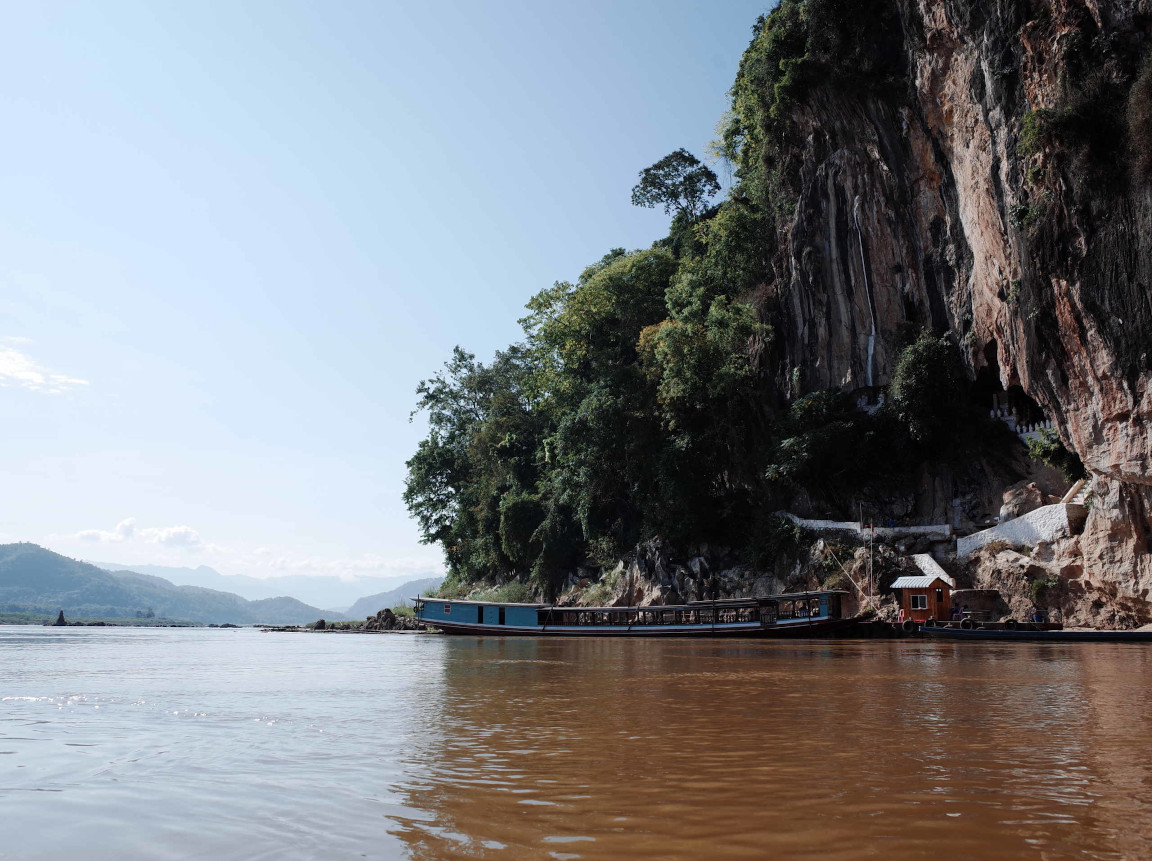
[1063,479,1090,506]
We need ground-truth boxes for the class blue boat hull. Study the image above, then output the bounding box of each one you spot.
[919,626,1152,642]
[426,617,857,638]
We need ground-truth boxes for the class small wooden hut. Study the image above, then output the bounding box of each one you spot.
[892,558,956,623]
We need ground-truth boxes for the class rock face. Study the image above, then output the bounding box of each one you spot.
[764,0,1152,618]
[363,608,423,632]
[558,537,916,622]
[999,480,1047,521]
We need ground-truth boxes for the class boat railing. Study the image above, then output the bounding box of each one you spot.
[533,603,771,627]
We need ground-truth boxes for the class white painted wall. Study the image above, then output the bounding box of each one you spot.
[776,512,952,540]
[869,524,953,540]
[777,513,859,533]
[911,554,955,586]
[957,503,1086,557]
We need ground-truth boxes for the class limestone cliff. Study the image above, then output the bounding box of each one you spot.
[758,0,1152,619]
[428,1,1152,625]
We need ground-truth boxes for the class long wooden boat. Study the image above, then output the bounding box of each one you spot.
[919,626,1152,642]
[413,591,854,638]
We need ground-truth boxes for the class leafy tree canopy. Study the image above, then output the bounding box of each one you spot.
[630,148,720,221]
[887,331,966,449]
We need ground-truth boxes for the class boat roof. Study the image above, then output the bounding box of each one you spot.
[411,597,547,607]
[413,590,848,611]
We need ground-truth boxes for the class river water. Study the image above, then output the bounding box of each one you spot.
[2,626,1151,860]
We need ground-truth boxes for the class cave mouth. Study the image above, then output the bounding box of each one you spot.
[999,385,1047,425]
[971,340,1046,424]
[971,340,1003,411]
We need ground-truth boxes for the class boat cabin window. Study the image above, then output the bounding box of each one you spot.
[911,594,928,610]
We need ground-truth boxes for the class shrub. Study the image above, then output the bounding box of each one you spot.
[578,566,624,607]
[1018,109,1054,159]
[473,581,537,604]
[1028,428,1088,482]
[744,513,803,571]
[430,580,472,599]
[1031,574,1060,606]
[821,571,849,591]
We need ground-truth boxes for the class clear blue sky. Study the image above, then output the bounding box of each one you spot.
[0,0,771,587]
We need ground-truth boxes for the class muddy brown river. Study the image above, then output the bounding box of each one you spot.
[3,628,1150,859]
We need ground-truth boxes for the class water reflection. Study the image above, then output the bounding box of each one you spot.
[392,639,1152,860]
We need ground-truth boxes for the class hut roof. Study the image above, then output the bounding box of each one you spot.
[891,575,954,589]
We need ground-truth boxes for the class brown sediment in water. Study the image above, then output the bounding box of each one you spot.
[389,638,1152,860]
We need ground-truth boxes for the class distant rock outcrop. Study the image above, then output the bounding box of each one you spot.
[363,608,422,632]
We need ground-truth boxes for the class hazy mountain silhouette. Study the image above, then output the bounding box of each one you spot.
[345,577,443,619]
[91,561,438,611]
[1,544,346,625]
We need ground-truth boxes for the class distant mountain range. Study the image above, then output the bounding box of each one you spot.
[90,561,441,612]
[0,543,346,625]
[345,577,443,619]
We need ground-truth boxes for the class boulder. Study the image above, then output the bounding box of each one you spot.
[999,481,1045,523]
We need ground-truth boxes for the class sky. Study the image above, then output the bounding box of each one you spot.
[0,0,772,592]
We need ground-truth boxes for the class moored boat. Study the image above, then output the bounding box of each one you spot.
[918,625,1152,642]
[413,591,854,638]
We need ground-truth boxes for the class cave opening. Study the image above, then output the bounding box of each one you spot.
[970,340,1046,425]
[970,340,1007,412]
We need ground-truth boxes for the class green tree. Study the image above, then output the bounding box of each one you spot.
[403,346,546,583]
[887,331,966,448]
[630,149,720,221]
[522,248,677,555]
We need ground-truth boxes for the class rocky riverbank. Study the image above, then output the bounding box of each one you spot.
[263,608,427,634]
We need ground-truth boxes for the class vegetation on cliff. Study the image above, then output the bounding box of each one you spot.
[718,0,906,213]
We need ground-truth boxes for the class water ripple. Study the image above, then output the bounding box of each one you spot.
[2,627,1151,860]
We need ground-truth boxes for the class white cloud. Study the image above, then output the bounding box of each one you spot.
[76,518,200,550]
[0,342,88,394]
[139,525,201,548]
[77,517,137,543]
[64,519,442,582]
[257,553,442,578]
